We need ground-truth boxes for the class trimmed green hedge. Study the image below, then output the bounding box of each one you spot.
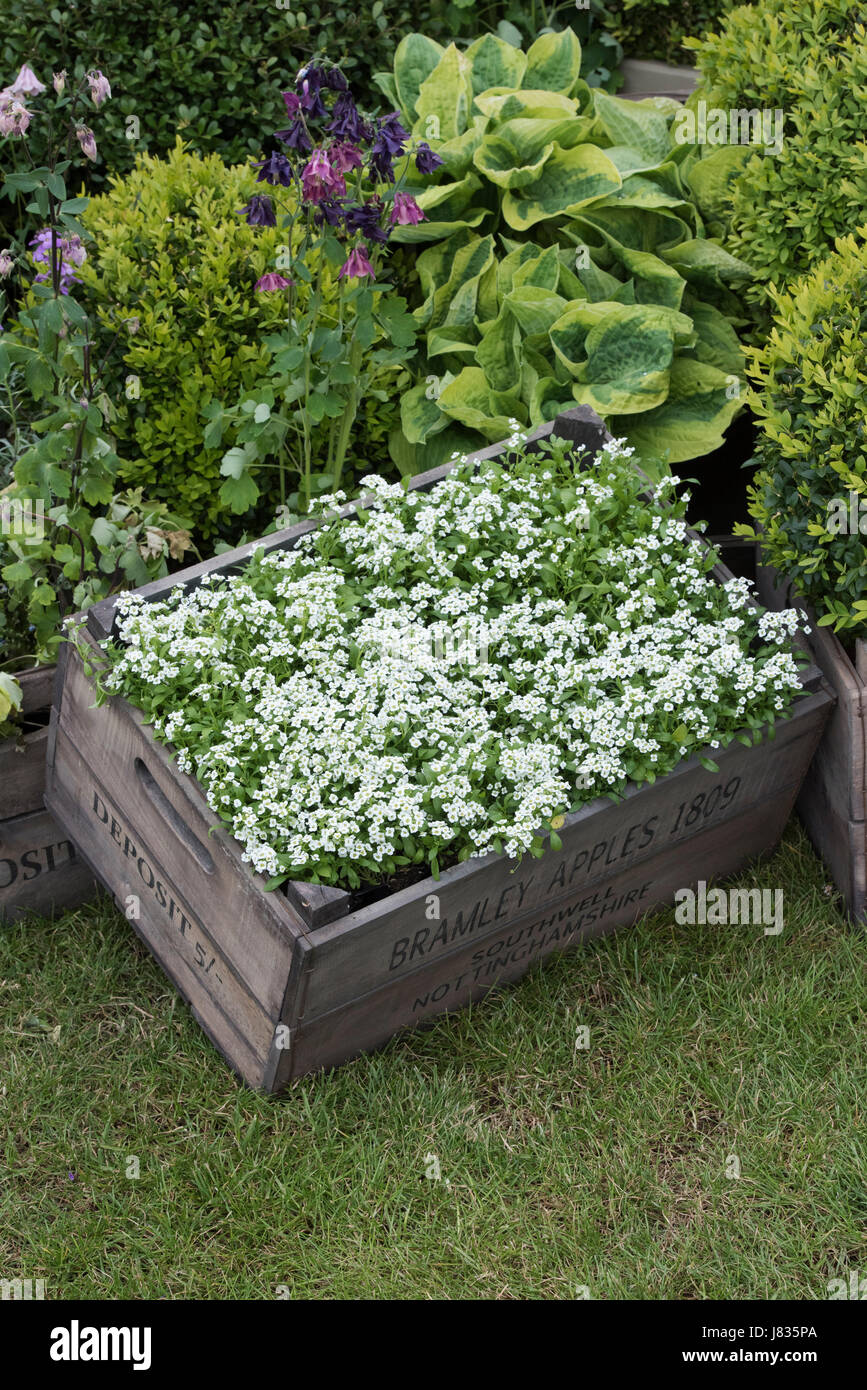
[602,0,739,64]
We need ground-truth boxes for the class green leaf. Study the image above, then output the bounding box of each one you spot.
[523,28,583,94]
[414,43,474,143]
[591,90,673,166]
[400,381,451,444]
[504,285,568,336]
[464,32,527,95]
[219,471,260,513]
[393,32,445,123]
[502,143,621,230]
[612,357,742,463]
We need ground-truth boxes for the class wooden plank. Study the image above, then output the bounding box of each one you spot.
[0,806,93,924]
[46,728,277,1087]
[18,665,55,716]
[753,546,867,918]
[298,688,831,1018]
[0,726,50,820]
[285,794,798,1082]
[47,649,305,1018]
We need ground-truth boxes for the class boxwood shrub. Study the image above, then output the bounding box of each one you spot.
[684,0,867,310]
[76,142,290,541]
[736,228,867,636]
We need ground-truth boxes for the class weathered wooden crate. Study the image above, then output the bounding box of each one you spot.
[1,665,96,923]
[755,556,867,921]
[44,410,833,1088]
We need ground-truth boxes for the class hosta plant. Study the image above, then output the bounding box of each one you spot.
[376,30,751,463]
[93,431,804,892]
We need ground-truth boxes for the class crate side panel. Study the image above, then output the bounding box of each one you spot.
[0,726,50,820]
[289,794,794,1080]
[52,645,299,1016]
[301,692,830,1016]
[47,729,274,1086]
[0,807,95,923]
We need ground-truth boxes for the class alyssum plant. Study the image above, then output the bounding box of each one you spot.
[204,61,444,519]
[90,432,805,893]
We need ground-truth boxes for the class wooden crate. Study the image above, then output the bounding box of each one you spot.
[1,665,96,923]
[755,557,867,921]
[44,410,834,1088]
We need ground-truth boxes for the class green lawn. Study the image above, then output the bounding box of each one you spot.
[1,820,864,1301]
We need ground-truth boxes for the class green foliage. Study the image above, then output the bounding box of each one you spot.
[77,143,293,540]
[602,0,738,65]
[0,0,621,206]
[0,670,23,739]
[735,228,867,635]
[0,86,193,676]
[386,30,750,462]
[684,0,867,310]
[0,0,418,188]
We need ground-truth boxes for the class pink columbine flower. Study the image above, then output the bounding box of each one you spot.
[0,96,32,137]
[9,63,45,97]
[53,71,66,95]
[0,250,14,278]
[339,244,374,280]
[87,69,111,108]
[301,148,346,204]
[255,272,293,292]
[76,125,97,161]
[329,141,363,175]
[390,192,425,226]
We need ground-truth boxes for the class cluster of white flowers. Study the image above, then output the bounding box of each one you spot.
[105,436,805,888]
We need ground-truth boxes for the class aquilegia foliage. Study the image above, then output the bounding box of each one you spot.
[97,434,804,891]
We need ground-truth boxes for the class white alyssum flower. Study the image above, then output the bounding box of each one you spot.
[103,437,806,889]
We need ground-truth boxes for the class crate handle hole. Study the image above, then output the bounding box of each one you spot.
[134,758,216,876]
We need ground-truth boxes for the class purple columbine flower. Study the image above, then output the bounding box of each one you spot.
[390,191,425,226]
[255,272,292,292]
[369,148,395,183]
[324,68,349,91]
[415,142,443,175]
[339,244,374,280]
[375,112,410,156]
[254,151,294,186]
[276,118,313,154]
[297,78,328,121]
[328,141,363,175]
[314,197,346,229]
[327,91,370,145]
[76,125,97,160]
[368,114,409,184]
[344,198,388,244]
[87,69,111,108]
[239,193,276,226]
[29,228,86,294]
[282,90,301,116]
[301,149,345,204]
